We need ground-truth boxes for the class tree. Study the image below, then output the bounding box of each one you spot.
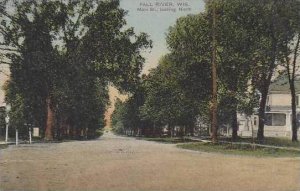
[111,98,126,135]
[0,0,151,140]
[1,1,64,140]
[247,0,300,141]
[279,0,300,141]
[0,104,6,136]
[208,0,300,142]
[53,0,151,139]
[167,2,259,141]
[140,55,200,137]
[285,34,300,142]
[208,0,259,141]
[166,14,213,135]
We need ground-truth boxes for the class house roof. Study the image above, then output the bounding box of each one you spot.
[269,75,300,94]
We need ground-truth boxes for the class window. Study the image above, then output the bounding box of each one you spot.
[265,113,286,126]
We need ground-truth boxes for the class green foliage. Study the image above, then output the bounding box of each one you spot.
[0,107,5,136]
[166,14,212,103]
[3,82,26,131]
[111,98,126,134]
[140,15,212,132]
[0,0,151,139]
[0,107,5,127]
[141,55,199,128]
[94,129,104,139]
[111,84,151,136]
[139,0,300,140]
[0,144,8,150]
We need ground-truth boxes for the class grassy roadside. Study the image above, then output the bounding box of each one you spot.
[138,136,300,157]
[137,137,197,144]
[0,144,8,150]
[177,142,300,157]
[219,137,300,148]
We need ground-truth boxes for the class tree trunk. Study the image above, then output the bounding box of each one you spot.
[289,33,300,142]
[152,123,155,137]
[190,124,194,136]
[45,97,54,141]
[257,30,277,142]
[57,117,63,140]
[257,89,267,142]
[257,60,276,142]
[231,109,238,141]
[290,81,298,142]
[229,86,238,141]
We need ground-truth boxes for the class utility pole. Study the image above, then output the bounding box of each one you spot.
[211,0,218,143]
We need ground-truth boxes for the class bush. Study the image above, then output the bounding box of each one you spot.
[94,129,103,138]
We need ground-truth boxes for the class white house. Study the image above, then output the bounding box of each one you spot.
[238,76,300,137]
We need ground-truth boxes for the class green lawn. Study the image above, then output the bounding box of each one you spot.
[177,142,300,157]
[219,137,300,148]
[0,144,8,150]
[139,137,197,144]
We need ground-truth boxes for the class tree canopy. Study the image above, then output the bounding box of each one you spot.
[0,0,151,140]
[112,0,300,143]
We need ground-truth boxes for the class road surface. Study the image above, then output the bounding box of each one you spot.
[0,132,299,191]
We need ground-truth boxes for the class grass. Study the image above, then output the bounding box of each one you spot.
[177,142,300,157]
[220,137,300,148]
[140,137,197,144]
[95,129,104,138]
[0,144,8,150]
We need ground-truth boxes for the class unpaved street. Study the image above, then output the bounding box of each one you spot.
[0,132,299,191]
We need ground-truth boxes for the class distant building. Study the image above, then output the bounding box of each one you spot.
[238,76,300,137]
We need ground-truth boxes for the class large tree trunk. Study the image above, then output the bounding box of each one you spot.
[231,109,238,141]
[229,83,238,141]
[257,44,277,142]
[290,83,298,142]
[289,34,300,142]
[45,97,54,141]
[257,87,268,142]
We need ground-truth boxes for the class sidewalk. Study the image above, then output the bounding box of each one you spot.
[185,136,300,151]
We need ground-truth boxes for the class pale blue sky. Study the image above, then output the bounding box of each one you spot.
[120,0,205,73]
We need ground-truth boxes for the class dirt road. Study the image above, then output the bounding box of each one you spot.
[0,132,299,191]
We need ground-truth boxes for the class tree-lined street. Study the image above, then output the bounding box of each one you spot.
[0,1,300,190]
[0,132,299,191]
